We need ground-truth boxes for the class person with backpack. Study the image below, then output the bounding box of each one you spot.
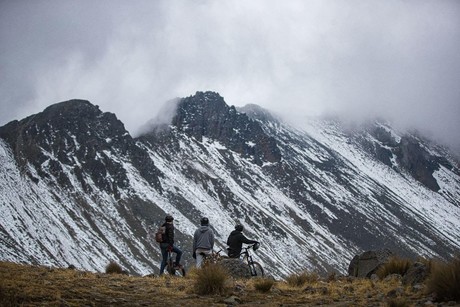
[159,215,183,275]
[226,224,259,258]
[192,217,215,268]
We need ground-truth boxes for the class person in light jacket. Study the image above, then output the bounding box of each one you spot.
[192,217,215,268]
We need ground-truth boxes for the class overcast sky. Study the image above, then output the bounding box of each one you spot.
[1,0,459,152]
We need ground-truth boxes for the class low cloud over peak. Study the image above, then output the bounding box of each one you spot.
[1,0,459,153]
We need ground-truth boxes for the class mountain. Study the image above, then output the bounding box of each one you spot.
[1,91,459,278]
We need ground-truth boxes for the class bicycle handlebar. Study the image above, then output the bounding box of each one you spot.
[238,243,260,256]
[243,243,259,250]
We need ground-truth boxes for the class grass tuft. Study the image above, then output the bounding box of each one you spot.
[253,278,275,293]
[285,270,319,287]
[425,255,460,302]
[194,264,228,295]
[105,261,124,274]
[376,256,412,279]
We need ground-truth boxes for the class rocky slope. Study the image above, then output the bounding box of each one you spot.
[1,91,459,278]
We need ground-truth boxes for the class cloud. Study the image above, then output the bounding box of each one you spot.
[1,0,459,152]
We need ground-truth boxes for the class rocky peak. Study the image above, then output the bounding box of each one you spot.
[237,104,280,124]
[171,91,281,165]
[0,99,162,197]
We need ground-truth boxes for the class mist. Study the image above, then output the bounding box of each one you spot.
[1,0,459,153]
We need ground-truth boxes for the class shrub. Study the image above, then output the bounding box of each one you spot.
[253,278,275,293]
[286,270,319,287]
[425,255,460,302]
[105,261,123,274]
[194,264,228,295]
[376,256,412,279]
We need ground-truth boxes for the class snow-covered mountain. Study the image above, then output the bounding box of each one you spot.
[1,91,459,278]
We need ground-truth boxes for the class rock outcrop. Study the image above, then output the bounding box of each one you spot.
[348,249,393,278]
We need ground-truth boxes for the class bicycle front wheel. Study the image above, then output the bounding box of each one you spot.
[249,261,264,277]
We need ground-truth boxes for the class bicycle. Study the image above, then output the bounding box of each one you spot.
[200,249,223,266]
[239,243,264,277]
[166,248,186,277]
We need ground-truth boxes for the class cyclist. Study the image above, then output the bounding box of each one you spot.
[159,215,183,275]
[192,217,215,268]
[226,224,259,258]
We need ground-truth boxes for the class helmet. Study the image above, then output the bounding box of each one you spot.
[253,242,260,251]
[200,217,209,226]
[235,224,244,232]
[165,215,174,222]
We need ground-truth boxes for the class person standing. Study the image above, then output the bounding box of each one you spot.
[159,215,183,275]
[192,217,215,268]
[226,224,258,258]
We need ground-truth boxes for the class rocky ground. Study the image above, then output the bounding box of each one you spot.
[0,261,458,306]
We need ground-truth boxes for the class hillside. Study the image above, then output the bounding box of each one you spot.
[1,91,459,278]
[0,261,443,306]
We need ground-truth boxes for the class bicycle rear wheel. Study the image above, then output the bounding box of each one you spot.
[174,267,186,277]
[249,261,264,277]
[166,260,186,277]
[166,259,175,275]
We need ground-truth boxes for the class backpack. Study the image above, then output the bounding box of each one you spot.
[155,225,166,243]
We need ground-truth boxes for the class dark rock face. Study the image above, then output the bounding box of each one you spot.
[171,91,281,165]
[348,249,393,278]
[395,136,440,191]
[355,123,449,192]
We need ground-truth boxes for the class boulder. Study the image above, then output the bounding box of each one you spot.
[402,262,429,286]
[348,249,393,278]
[218,258,251,278]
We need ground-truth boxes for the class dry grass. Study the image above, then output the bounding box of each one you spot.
[0,260,444,306]
[285,270,319,287]
[193,263,228,295]
[252,277,275,293]
[376,256,413,279]
[425,255,460,302]
[105,261,124,274]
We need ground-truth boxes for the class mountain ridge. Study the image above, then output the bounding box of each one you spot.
[1,91,459,278]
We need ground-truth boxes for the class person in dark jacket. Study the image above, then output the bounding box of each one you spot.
[159,215,183,275]
[192,217,215,268]
[226,224,258,258]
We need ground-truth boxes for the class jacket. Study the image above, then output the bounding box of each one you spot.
[162,222,174,245]
[226,230,258,257]
[193,225,215,252]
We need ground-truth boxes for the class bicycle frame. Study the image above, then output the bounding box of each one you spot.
[166,250,185,276]
[201,249,223,266]
[239,244,264,277]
